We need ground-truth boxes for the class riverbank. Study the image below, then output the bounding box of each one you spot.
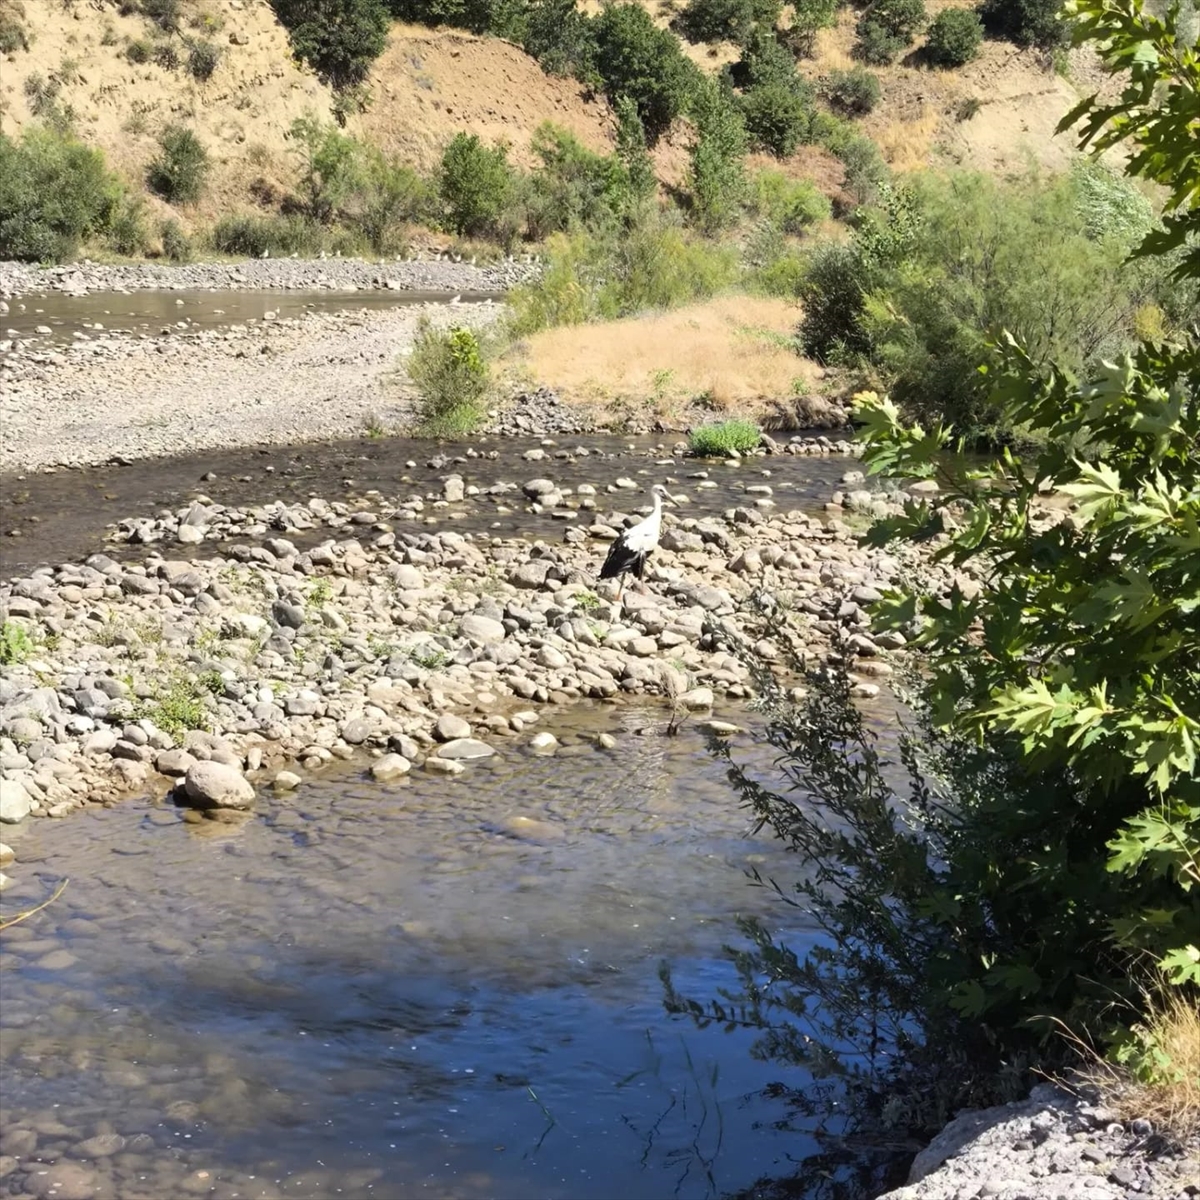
[0,255,540,300]
[1,301,502,474]
[881,1083,1199,1200]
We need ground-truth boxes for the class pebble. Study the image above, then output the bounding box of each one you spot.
[273,770,303,791]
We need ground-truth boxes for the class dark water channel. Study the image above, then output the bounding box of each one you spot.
[0,704,894,1200]
[0,435,853,582]
[1,290,501,346]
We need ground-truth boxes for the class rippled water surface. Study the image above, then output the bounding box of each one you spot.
[0,705,851,1200]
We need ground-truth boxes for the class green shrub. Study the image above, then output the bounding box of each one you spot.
[854,0,926,62]
[687,77,748,232]
[108,198,149,255]
[186,37,220,80]
[787,0,838,55]
[351,146,433,253]
[747,168,831,232]
[0,126,123,261]
[23,71,60,117]
[154,42,181,70]
[210,212,324,257]
[730,25,801,89]
[0,621,34,666]
[798,240,873,361]
[289,114,359,223]
[592,3,700,142]
[147,124,209,204]
[159,217,192,262]
[0,9,30,53]
[824,65,881,114]
[979,0,1068,48]
[271,0,389,88]
[834,130,889,204]
[852,17,904,62]
[688,418,761,454]
[925,6,982,64]
[523,124,629,239]
[522,0,598,81]
[676,0,781,46]
[507,215,739,335]
[439,132,516,239]
[740,80,814,156]
[141,0,180,31]
[126,38,152,63]
[407,321,490,436]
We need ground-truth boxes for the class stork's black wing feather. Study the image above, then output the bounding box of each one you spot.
[600,534,642,580]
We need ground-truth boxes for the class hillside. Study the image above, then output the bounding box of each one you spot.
[0,0,1102,235]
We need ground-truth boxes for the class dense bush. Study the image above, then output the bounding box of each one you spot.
[824,65,881,114]
[152,42,180,70]
[108,198,148,255]
[687,77,748,232]
[407,321,490,436]
[688,418,761,454]
[439,132,517,239]
[747,168,831,232]
[729,25,800,88]
[146,124,210,204]
[186,37,221,80]
[0,126,123,261]
[210,212,324,256]
[271,0,389,88]
[0,7,30,53]
[126,38,152,63]
[797,240,874,361]
[924,6,983,65]
[979,0,1069,47]
[740,79,814,155]
[507,214,739,334]
[289,115,359,223]
[854,0,925,61]
[592,3,700,142]
[522,0,598,82]
[676,0,781,46]
[159,217,192,262]
[524,124,629,239]
[351,147,433,253]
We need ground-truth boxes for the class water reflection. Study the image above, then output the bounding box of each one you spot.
[0,706,840,1200]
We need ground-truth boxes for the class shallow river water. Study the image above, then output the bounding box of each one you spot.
[0,702,897,1200]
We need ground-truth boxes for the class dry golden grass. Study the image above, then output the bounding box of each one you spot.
[811,27,856,72]
[510,296,821,419]
[874,105,940,172]
[1078,993,1200,1143]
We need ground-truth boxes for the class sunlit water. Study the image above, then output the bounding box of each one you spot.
[0,704,892,1200]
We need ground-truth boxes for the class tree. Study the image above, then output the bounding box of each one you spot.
[687,76,749,231]
[676,0,782,46]
[787,0,838,56]
[924,7,983,66]
[352,147,433,252]
[740,80,813,155]
[855,0,1200,1007]
[439,132,516,237]
[593,3,700,142]
[978,0,1069,48]
[271,0,390,89]
[854,0,926,62]
[289,115,360,223]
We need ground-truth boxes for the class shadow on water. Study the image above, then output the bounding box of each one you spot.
[0,704,918,1200]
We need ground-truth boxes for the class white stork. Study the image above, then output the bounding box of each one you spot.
[600,484,674,603]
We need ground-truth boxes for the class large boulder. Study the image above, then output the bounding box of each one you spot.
[182,761,255,810]
[0,779,34,824]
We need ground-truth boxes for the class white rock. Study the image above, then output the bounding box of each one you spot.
[0,779,34,824]
[423,756,465,775]
[529,731,558,753]
[369,754,411,781]
[183,761,255,809]
[680,687,715,711]
[273,770,303,791]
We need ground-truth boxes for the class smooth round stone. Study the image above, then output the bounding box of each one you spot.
[434,713,471,741]
[72,1133,125,1158]
[528,731,558,753]
[25,1160,103,1199]
[423,756,465,776]
[272,770,303,791]
[369,754,411,780]
[434,738,495,761]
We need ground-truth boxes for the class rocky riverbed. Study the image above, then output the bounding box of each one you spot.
[882,1084,1199,1200]
[0,449,938,848]
[0,254,540,301]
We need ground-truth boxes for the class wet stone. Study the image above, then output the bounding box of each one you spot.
[434,713,471,741]
[25,1160,104,1199]
[369,754,411,780]
[435,738,495,761]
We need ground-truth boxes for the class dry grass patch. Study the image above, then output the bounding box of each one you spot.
[511,296,821,419]
[873,104,939,171]
[1080,993,1200,1143]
